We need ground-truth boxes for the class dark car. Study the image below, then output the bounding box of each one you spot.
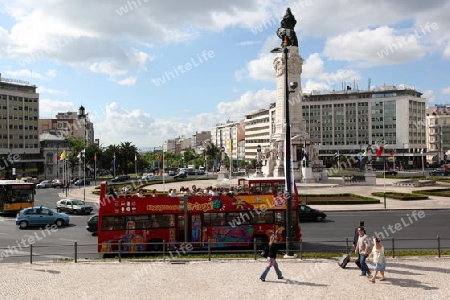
[173,172,187,179]
[56,198,93,215]
[86,214,98,235]
[383,170,398,176]
[298,204,327,222]
[15,205,70,229]
[74,179,90,186]
[429,168,450,176]
[112,175,131,182]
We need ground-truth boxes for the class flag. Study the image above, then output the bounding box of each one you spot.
[389,150,395,156]
[363,151,367,157]
[135,154,137,161]
[94,154,97,162]
[60,150,67,160]
[77,152,81,161]
[57,154,61,161]
[376,139,385,157]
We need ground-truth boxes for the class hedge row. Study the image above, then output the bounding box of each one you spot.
[371,192,429,200]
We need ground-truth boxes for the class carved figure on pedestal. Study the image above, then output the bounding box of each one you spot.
[276,8,298,47]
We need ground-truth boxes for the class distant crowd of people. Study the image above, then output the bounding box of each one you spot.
[108,184,236,198]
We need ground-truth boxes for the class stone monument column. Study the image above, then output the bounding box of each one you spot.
[270,8,309,181]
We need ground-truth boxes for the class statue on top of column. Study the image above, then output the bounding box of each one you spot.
[276,7,298,47]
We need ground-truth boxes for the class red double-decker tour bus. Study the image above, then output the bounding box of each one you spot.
[97,177,301,253]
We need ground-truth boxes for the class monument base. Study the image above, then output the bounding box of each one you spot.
[364,171,377,185]
[301,167,316,183]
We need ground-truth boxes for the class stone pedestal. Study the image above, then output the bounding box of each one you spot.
[364,171,377,185]
[301,167,315,183]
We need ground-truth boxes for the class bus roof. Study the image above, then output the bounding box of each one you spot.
[0,180,34,185]
[240,177,286,182]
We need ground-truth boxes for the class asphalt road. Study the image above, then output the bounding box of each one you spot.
[0,188,100,263]
[1,187,449,263]
[300,210,450,252]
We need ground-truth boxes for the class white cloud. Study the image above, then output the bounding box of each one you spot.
[323,27,425,65]
[441,87,450,94]
[303,53,324,78]
[37,86,67,96]
[117,76,137,86]
[89,61,128,78]
[39,98,76,118]
[422,90,435,105]
[3,69,55,81]
[217,89,275,120]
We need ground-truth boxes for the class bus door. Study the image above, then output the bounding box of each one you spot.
[177,215,186,243]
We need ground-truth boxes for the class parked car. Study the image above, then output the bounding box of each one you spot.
[56,198,93,215]
[74,179,90,186]
[112,175,131,182]
[15,205,70,229]
[383,170,398,176]
[86,214,98,235]
[429,168,450,176]
[36,180,54,189]
[195,169,205,175]
[173,172,187,179]
[52,179,64,188]
[142,174,155,181]
[298,204,327,222]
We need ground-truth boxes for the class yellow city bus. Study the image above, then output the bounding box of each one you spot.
[0,180,35,215]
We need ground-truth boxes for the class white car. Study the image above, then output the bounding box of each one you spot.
[142,174,155,181]
[36,180,54,188]
[56,198,93,215]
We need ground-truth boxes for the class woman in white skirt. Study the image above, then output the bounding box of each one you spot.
[368,237,386,283]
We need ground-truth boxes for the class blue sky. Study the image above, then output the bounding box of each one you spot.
[1,0,449,148]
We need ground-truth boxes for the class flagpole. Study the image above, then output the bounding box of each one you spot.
[94,153,97,186]
[162,150,166,192]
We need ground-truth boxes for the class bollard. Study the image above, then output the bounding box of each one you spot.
[30,244,33,264]
[391,237,395,258]
[74,241,78,263]
[437,235,441,258]
[208,239,211,261]
[118,240,122,262]
[253,238,257,260]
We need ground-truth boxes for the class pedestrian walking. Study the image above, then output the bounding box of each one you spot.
[259,235,283,282]
[353,220,364,248]
[368,237,386,283]
[355,227,372,277]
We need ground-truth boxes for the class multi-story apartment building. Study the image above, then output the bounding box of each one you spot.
[211,121,239,168]
[39,130,70,180]
[162,137,191,154]
[39,106,94,145]
[0,74,42,178]
[303,85,427,168]
[426,106,450,164]
[243,107,273,162]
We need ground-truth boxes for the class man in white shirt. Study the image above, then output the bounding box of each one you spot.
[355,227,372,277]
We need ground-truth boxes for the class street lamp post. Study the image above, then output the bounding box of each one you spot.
[271,44,294,256]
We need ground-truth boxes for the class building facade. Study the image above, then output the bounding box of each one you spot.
[39,106,94,145]
[426,106,450,164]
[302,85,427,168]
[0,74,42,178]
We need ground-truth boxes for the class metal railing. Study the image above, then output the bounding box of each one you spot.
[0,236,448,264]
